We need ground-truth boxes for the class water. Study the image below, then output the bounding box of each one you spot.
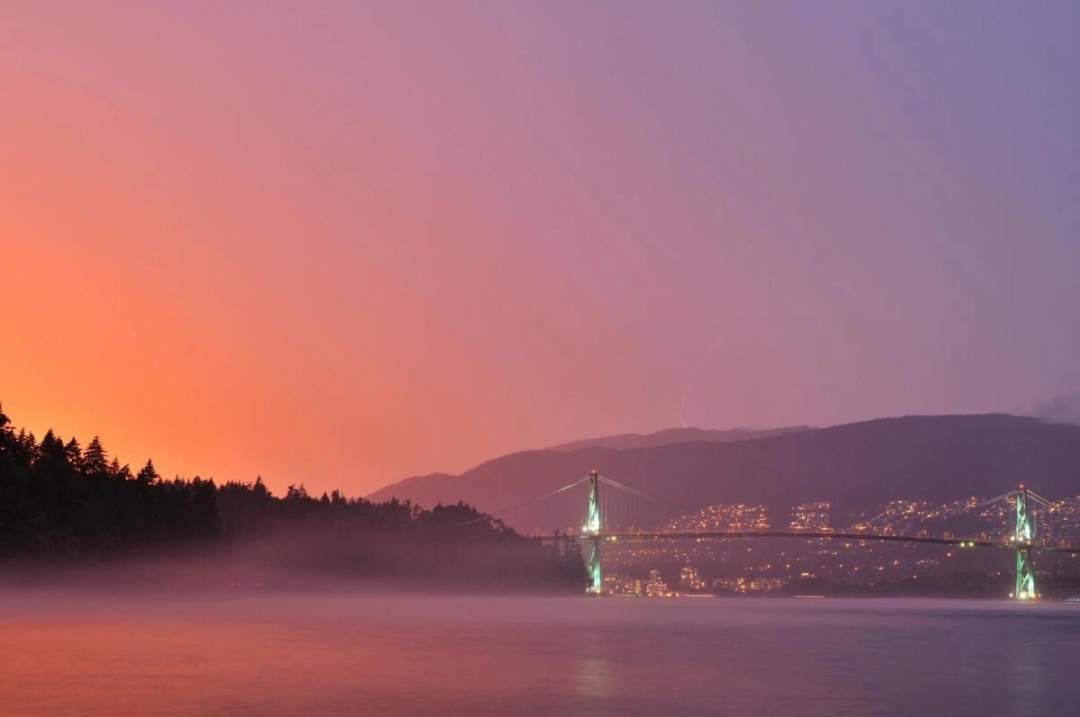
[2,593,1079,716]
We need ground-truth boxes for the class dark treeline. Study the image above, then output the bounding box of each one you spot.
[0,405,585,592]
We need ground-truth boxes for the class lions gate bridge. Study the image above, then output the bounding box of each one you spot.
[495,471,1080,599]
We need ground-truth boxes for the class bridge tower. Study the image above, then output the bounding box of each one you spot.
[1014,484,1036,599]
[585,470,602,594]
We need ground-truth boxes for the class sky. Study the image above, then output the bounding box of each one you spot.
[3,1,1079,496]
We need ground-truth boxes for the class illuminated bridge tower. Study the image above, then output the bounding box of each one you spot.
[1014,484,1036,600]
[585,470,602,595]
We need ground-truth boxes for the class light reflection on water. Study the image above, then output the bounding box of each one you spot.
[1,594,1079,716]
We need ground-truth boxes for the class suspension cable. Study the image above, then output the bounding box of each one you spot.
[597,475,654,500]
[458,475,592,526]
[976,491,1017,508]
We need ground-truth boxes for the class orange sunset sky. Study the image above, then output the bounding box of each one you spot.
[4,2,1079,496]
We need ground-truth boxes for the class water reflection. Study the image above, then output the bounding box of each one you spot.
[1006,628,1043,717]
[575,628,613,701]
[1,594,1078,717]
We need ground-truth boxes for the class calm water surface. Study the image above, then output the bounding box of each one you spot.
[2,593,1079,716]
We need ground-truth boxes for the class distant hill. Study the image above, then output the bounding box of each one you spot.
[368,415,1080,532]
[545,426,810,452]
[374,427,808,510]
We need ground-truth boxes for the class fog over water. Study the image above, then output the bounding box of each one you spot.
[2,592,1079,716]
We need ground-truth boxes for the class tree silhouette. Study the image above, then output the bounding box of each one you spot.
[137,459,159,484]
[82,437,108,477]
[0,402,585,591]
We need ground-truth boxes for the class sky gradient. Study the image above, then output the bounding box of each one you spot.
[3,1,1079,495]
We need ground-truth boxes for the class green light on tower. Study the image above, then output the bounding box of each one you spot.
[1014,485,1036,600]
[585,471,602,594]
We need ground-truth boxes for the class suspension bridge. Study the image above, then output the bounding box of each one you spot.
[491,471,1080,599]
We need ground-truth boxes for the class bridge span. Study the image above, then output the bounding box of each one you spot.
[516,471,1079,599]
[551,530,1007,549]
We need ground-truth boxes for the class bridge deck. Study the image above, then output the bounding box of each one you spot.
[540,530,1080,553]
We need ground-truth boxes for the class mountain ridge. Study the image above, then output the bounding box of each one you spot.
[373,425,812,503]
[368,414,1080,532]
[545,426,811,453]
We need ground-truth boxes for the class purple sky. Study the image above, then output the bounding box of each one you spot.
[3,1,1079,494]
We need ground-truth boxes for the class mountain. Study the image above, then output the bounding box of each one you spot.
[368,415,1080,532]
[545,426,810,452]
[373,426,808,511]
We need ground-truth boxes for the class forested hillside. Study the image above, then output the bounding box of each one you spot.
[0,404,584,591]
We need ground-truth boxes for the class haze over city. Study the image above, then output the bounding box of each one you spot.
[5,1,1079,498]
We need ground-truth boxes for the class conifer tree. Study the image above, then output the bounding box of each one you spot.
[64,438,83,472]
[136,459,160,485]
[83,437,108,476]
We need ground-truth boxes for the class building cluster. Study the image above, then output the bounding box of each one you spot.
[603,569,678,597]
[679,565,707,591]
[789,502,831,531]
[663,503,770,532]
[711,576,784,595]
[1038,496,1080,546]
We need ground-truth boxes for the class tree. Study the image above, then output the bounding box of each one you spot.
[136,459,160,485]
[64,438,83,472]
[253,476,270,497]
[0,405,20,461]
[83,437,108,476]
[109,457,132,481]
[285,483,309,501]
[36,430,67,466]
